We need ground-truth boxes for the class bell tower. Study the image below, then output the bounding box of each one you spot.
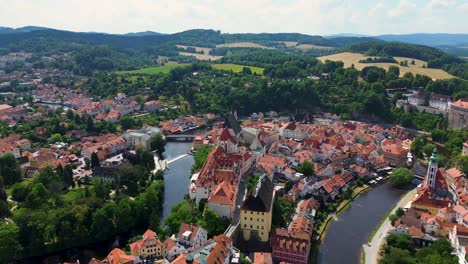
[426,148,438,189]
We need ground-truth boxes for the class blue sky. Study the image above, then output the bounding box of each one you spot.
[0,0,467,35]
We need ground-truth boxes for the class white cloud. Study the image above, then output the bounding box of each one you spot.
[0,0,466,35]
[427,0,456,9]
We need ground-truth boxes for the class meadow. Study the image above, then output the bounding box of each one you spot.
[116,64,190,74]
[319,52,454,79]
[212,63,265,74]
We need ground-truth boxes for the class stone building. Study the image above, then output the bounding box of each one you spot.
[449,99,468,129]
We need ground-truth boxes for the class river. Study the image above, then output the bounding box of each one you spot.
[317,183,406,264]
[161,142,194,218]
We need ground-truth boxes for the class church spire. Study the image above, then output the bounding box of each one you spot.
[426,148,438,189]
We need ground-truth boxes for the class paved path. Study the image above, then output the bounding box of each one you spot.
[363,188,417,264]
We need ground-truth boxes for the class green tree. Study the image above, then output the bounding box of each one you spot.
[297,161,314,176]
[0,153,22,186]
[343,188,353,200]
[149,134,166,156]
[93,177,109,200]
[50,133,63,143]
[92,203,117,241]
[141,151,156,170]
[0,222,23,262]
[389,168,414,188]
[423,143,436,158]
[120,116,135,130]
[91,152,100,169]
[396,207,405,218]
[199,208,230,237]
[164,200,197,235]
[86,115,95,132]
[24,183,50,208]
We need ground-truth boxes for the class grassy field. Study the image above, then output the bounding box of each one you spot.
[116,64,190,74]
[216,42,274,49]
[178,52,223,61]
[176,45,212,55]
[297,44,335,50]
[62,188,86,204]
[318,52,454,80]
[212,63,264,74]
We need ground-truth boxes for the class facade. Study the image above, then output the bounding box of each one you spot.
[144,100,163,113]
[177,224,208,249]
[281,122,308,141]
[429,92,452,111]
[240,175,275,243]
[271,228,311,264]
[123,132,151,150]
[129,230,165,259]
[207,181,236,219]
[449,99,468,129]
[171,234,233,264]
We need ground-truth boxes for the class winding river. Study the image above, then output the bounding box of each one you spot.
[317,183,406,264]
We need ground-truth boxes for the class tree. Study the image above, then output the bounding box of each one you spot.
[0,222,23,262]
[93,177,109,200]
[0,153,22,186]
[423,143,436,158]
[164,200,197,235]
[396,207,405,218]
[50,133,63,143]
[120,116,135,130]
[63,165,74,188]
[389,214,399,226]
[199,208,230,237]
[25,183,50,208]
[149,134,166,156]
[389,168,414,188]
[84,158,91,170]
[297,161,314,176]
[343,188,353,200]
[0,199,10,218]
[86,115,95,132]
[141,151,156,170]
[91,152,100,169]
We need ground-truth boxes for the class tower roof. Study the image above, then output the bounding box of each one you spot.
[429,148,438,164]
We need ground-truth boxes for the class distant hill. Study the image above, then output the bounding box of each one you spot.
[376,33,468,47]
[0,26,50,34]
[325,33,370,38]
[123,31,164,37]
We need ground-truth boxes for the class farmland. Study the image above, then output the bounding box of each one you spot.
[216,42,274,49]
[115,64,190,74]
[318,52,454,79]
[176,45,212,55]
[178,52,223,61]
[212,64,264,75]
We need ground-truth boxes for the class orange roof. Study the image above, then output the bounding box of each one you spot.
[106,248,135,264]
[208,181,236,206]
[452,99,468,109]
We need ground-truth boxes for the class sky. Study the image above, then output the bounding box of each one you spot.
[0,0,467,35]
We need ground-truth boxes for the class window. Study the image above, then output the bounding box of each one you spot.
[250,225,253,228]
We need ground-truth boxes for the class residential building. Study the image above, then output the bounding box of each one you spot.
[407,91,425,106]
[163,238,185,262]
[177,224,208,249]
[281,122,308,141]
[144,100,163,112]
[449,99,468,129]
[129,229,165,259]
[207,181,237,219]
[381,138,408,167]
[171,234,233,264]
[240,175,275,243]
[123,132,151,150]
[271,227,312,264]
[429,92,452,111]
[105,248,141,264]
[0,104,12,115]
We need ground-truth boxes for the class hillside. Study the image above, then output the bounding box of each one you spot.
[318,52,454,80]
[376,33,468,47]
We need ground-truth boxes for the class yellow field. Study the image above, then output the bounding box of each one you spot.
[318,52,454,80]
[282,41,298,47]
[178,52,223,61]
[176,45,212,55]
[297,44,335,50]
[216,42,274,49]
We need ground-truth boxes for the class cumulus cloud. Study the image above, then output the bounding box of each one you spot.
[0,0,466,35]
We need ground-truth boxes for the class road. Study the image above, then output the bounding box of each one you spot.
[363,188,417,264]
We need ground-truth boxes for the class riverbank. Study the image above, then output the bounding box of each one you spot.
[318,185,371,241]
[362,188,417,264]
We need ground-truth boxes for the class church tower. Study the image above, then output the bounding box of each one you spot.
[426,148,438,189]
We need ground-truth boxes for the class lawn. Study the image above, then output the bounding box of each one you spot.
[62,188,87,203]
[212,64,265,75]
[318,52,454,80]
[216,42,274,49]
[116,64,190,75]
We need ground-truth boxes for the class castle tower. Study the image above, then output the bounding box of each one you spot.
[426,148,438,189]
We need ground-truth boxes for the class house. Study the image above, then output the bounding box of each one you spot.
[106,248,141,264]
[171,234,233,264]
[270,226,312,264]
[240,175,275,244]
[381,138,408,167]
[256,154,288,178]
[448,99,468,129]
[129,229,165,259]
[177,224,208,249]
[0,140,20,158]
[123,132,151,150]
[296,197,320,218]
[163,238,185,262]
[207,181,237,219]
[407,91,425,106]
[281,122,308,141]
[144,100,163,113]
[429,92,452,111]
